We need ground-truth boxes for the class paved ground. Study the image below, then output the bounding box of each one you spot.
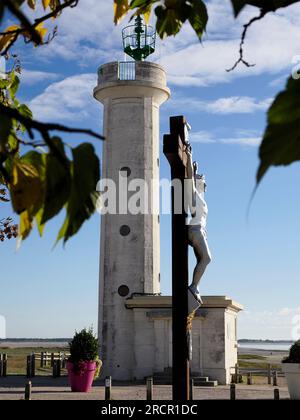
[0,376,290,400]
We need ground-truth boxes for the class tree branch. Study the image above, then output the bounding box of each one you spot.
[2,0,41,44]
[0,103,104,141]
[0,0,79,55]
[226,9,267,72]
[33,0,79,27]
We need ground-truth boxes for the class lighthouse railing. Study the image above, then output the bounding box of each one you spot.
[118,61,136,81]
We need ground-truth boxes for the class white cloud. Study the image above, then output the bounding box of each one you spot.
[160,2,300,86]
[220,137,261,147]
[21,0,300,86]
[21,70,60,85]
[269,74,289,88]
[29,73,98,122]
[167,95,272,114]
[279,307,300,317]
[191,131,215,143]
[190,128,262,147]
[239,307,300,340]
[206,96,271,114]
[30,0,123,63]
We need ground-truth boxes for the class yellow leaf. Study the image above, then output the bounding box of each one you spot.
[35,23,48,41]
[114,0,129,24]
[0,25,20,53]
[19,211,33,241]
[27,0,36,9]
[23,23,48,44]
[42,0,51,9]
[144,10,151,24]
[10,161,42,215]
[50,0,60,12]
[35,207,45,237]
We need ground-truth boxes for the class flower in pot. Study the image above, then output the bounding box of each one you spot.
[67,328,102,392]
[282,340,300,400]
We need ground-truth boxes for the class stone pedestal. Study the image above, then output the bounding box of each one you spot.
[125,295,243,384]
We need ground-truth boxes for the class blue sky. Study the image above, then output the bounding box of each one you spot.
[1,0,300,340]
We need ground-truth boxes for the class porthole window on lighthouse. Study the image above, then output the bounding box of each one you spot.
[119,167,131,177]
[120,225,131,236]
[118,285,130,297]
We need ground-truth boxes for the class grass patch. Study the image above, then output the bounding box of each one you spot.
[238,354,266,361]
[238,361,275,369]
[0,347,69,376]
[238,354,280,370]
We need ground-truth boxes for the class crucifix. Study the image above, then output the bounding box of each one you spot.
[163,115,201,400]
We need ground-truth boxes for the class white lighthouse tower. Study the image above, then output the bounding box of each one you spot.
[94,17,170,380]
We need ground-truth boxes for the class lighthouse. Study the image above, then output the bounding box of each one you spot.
[94,17,243,384]
[94,16,170,380]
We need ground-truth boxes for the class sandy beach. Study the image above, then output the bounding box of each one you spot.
[238,347,288,365]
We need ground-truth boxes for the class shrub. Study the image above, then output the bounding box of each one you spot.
[69,328,99,363]
[68,328,101,378]
[282,340,300,363]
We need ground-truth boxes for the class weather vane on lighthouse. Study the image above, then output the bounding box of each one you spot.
[122,15,156,61]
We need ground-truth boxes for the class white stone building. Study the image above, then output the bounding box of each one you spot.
[94,59,243,385]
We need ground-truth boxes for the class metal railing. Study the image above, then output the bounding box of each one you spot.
[118,61,136,81]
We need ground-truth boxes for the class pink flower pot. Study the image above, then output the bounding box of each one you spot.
[67,361,96,392]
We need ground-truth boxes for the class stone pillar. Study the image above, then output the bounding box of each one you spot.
[94,61,170,380]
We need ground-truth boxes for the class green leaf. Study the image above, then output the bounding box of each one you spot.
[187,0,208,41]
[7,132,18,151]
[230,0,300,17]
[129,0,159,19]
[20,151,45,216]
[35,207,45,237]
[0,115,13,147]
[0,4,4,22]
[154,0,207,40]
[8,72,20,98]
[19,210,33,241]
[9,155,43,216]
[0,79,9,89]
[257,76,300,183]
[155,5,183,38]
[18,104,33,133]
[57,143,100,244]
[18,104,33,120]
[41,137,71,224]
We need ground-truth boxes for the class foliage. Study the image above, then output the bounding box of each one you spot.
[69,328,99,363]
[282,340,300,363]
[0,1,102,245]
[115,0,208,41]
[0,216,18,241]
[0,0,79,55]
[257,77,300,183]
[230,1,300,17]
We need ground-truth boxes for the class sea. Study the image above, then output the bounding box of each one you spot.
[238,341,293,351]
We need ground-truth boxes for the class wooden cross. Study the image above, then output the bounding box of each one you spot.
[163,115,190,401]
